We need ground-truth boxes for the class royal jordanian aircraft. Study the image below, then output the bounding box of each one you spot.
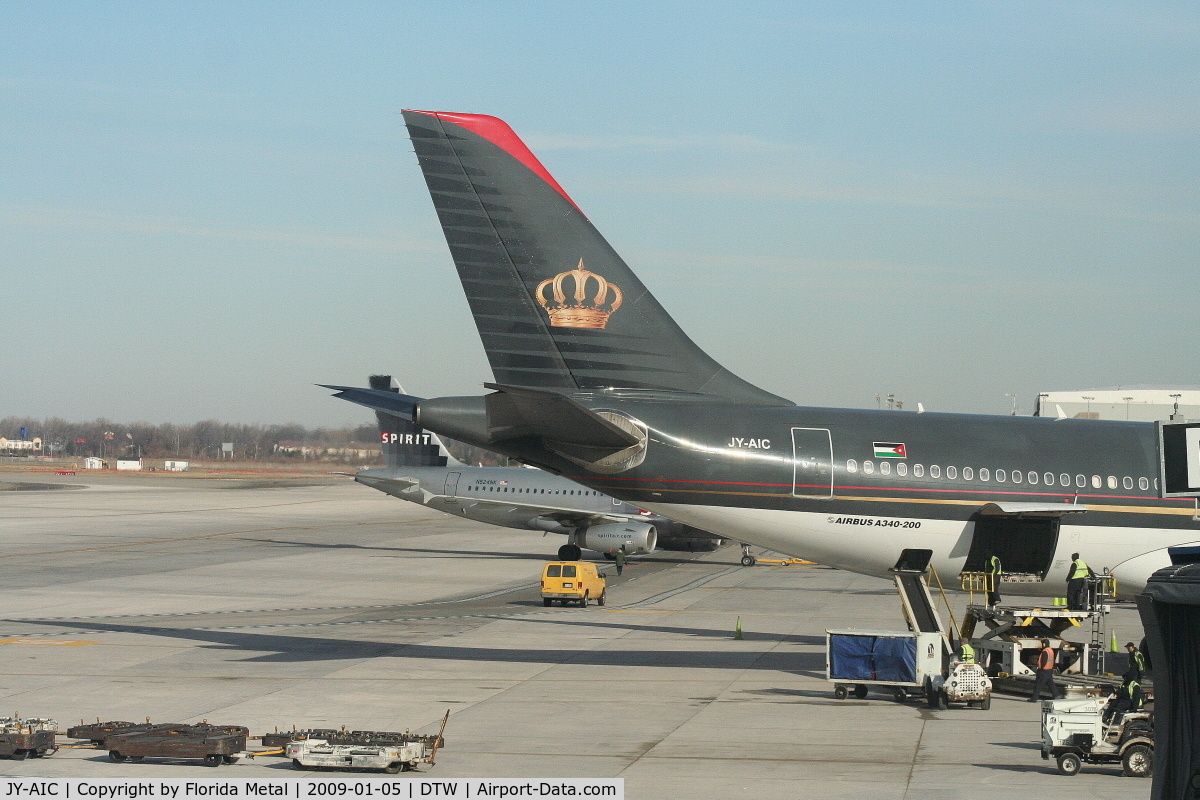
[327,110,1200,598]
[345,375,723,560]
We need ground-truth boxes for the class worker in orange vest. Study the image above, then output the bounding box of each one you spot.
[1029,639,1058,702]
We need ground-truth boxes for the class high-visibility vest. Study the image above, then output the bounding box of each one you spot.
[1125,680,1140,705]
[1037,647,1055,670]
[1069,558,1090,580]
[1131,651,1145,672]
[986,556,1002,574]
[960,642,976,663]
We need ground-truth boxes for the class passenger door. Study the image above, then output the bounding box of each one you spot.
[791,427,833,498]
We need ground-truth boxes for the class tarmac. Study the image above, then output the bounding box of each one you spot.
[0,471,1150,798]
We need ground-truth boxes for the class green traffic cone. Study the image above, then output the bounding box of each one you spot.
[1110,630,1118,652]
[735,616,743,640]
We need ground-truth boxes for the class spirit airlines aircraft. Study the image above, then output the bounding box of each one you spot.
[327,110,1200,598]
[346,375,724,559]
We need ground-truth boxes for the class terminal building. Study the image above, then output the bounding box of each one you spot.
[1034,388,1199,422]
[0,437,42,455]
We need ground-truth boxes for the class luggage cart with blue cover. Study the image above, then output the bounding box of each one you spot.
[826,629,945,702]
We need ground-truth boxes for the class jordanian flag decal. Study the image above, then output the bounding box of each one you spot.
[873,442,907,458]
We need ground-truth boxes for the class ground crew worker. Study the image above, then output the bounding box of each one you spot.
[1103,678,1143,725]
[1066,553,1094,610]
[959,640,976,664]
[614,549,626,576]
[1123,642,1146,683]
[984,552,1002,608]
[1029,639,1058,702]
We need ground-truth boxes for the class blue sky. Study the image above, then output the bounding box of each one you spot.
[3,2,1197,425]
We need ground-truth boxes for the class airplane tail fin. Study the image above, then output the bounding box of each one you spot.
[368,375,463,468]
[401,110,791,406]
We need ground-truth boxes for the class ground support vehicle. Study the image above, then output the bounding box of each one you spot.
[962,605,1094,679]
[105,724,249,766]
[287,740,433,773]
[540,561,606,607]
[287,712,449,773]
[827,630,945,702]
[0,717,57,760]
[929,662,993,709]
[1041,696,1153,777]
[264,728,444,750]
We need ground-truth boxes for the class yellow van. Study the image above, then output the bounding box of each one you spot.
[541,562,607,607]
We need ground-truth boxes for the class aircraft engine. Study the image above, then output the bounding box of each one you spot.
[577,522,657,555]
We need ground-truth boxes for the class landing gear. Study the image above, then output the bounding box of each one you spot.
[740,544,756,567]
[557,544,582,561]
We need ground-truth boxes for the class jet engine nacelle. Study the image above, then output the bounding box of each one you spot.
[577,522,657,555]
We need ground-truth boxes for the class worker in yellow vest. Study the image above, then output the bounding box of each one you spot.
[959,640,976,664]
[1065,553,1094,610]
[985,553,1002,608]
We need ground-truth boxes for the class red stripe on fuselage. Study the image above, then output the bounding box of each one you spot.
[405,110,584,216]
[568,473,1182,503]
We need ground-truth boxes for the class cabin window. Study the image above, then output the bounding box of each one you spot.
[1139,477,1149,491]
[946,466,958,480]
[1075,475,1086,488]
[963,467,974,480]
[1028,472,1039,485]
[1044,472,1055,486]
[979,468,990,481]
[1107,476,1118,489]
[914,464,925,477]
[863,460,875,475]
[1010,470,1021,483]
[930,465,941,478]
[1123,477,1133,490]
[897,463,908,477]
[995,469,1006,482]
[1091,475,1101,488]
[846,459,858,474]
[1059,473,1070,487]
[879,461,891,476]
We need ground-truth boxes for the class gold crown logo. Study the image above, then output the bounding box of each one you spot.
[535,259,623,329]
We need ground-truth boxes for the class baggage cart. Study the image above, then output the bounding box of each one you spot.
[0,717,57,760]
[827,629,945,702]
[104,724,248,767]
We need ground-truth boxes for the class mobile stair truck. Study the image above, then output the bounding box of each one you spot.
[827,549,992,708]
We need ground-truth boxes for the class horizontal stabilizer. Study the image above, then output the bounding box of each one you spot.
[485,384,638,451]
[321,385,420,420]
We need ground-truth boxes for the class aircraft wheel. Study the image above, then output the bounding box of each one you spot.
[1056,752,1081,776]
[558,544,581,561]
[543,598,552,607]
[853,684,868,699]
[741,555,756,567]
[1122,744,1152,778]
